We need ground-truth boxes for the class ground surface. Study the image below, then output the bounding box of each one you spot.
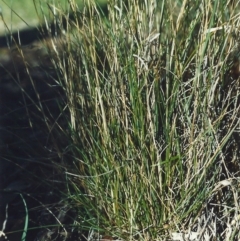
[0,32,73,241]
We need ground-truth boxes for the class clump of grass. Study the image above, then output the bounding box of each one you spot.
[57,0,240,240]
[36,0,240,240]
[2,0,240,240]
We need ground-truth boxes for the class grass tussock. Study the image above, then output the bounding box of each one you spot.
[37,0,240,240]
[1,0,240,240]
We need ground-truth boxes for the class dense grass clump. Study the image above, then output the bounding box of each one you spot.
[62,1,240,240]
[1,0,240,240]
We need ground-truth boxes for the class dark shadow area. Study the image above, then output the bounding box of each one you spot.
[0,34,79,241]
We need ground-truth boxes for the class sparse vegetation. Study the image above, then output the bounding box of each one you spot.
[1,0,240,240]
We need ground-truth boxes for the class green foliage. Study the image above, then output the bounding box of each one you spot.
[59,0,240,239]
[3,0,240,240]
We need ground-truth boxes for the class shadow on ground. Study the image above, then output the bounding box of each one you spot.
[0,28,81,241]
